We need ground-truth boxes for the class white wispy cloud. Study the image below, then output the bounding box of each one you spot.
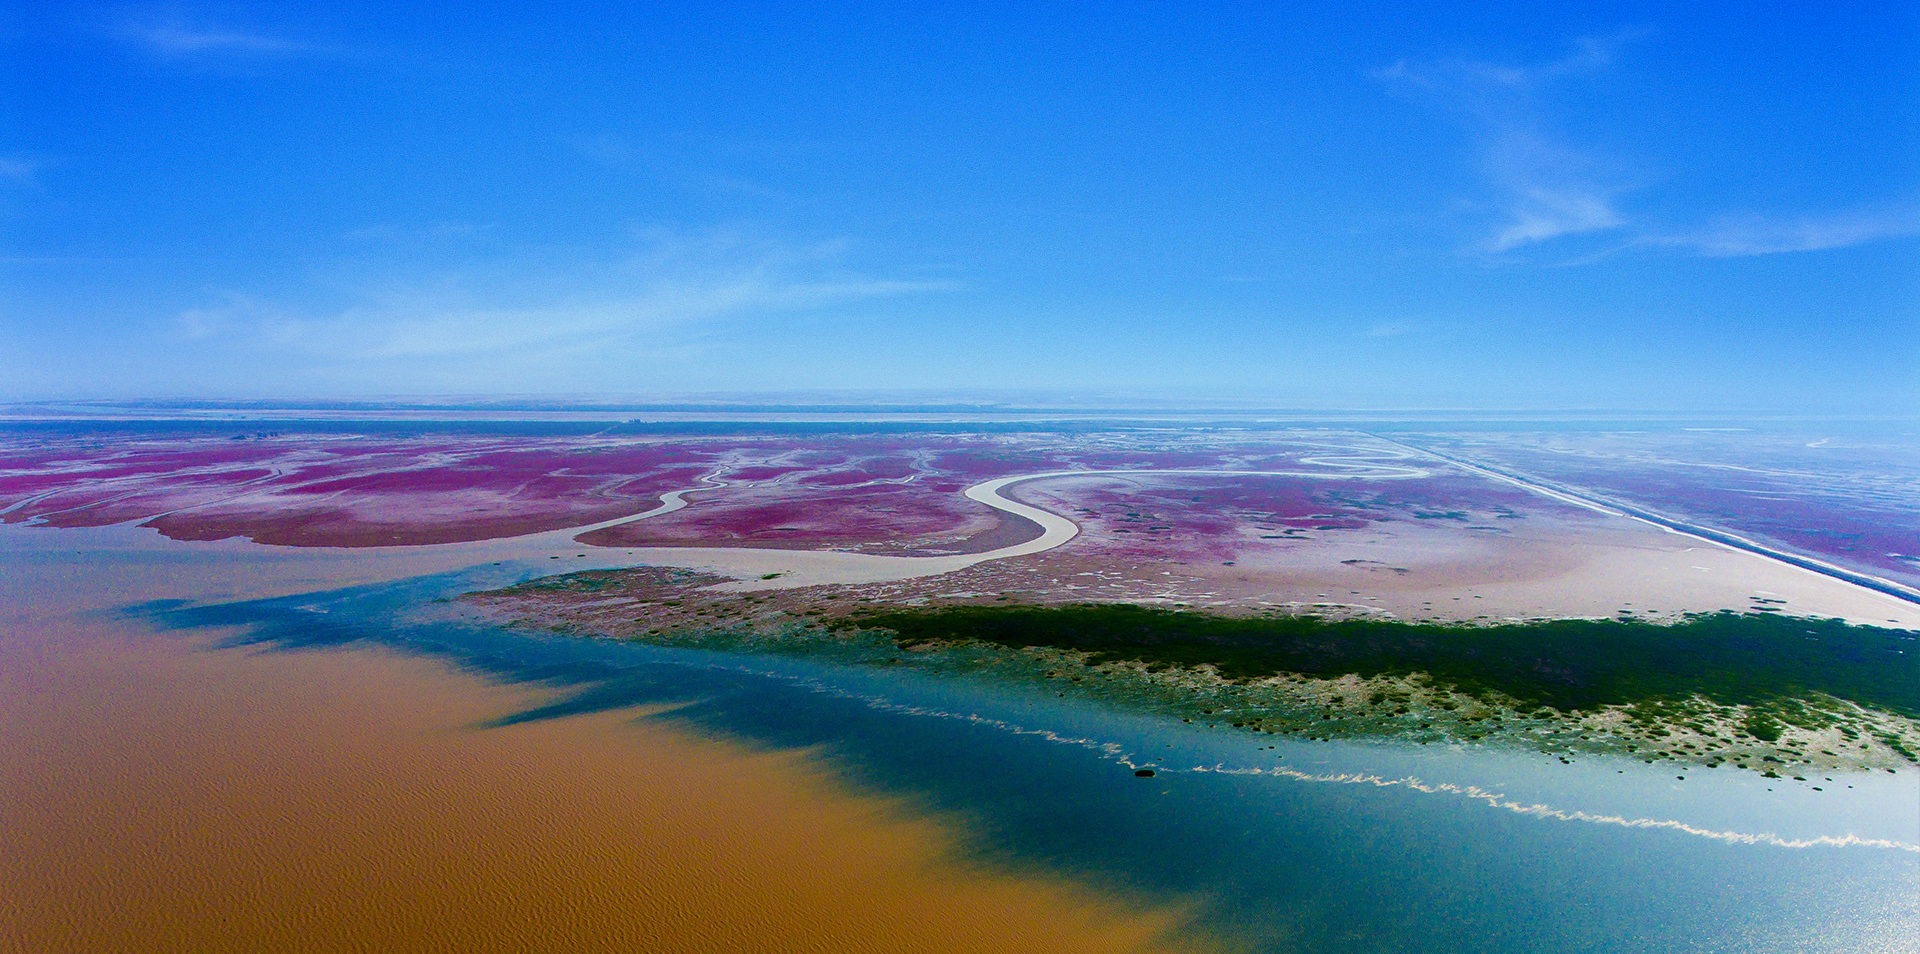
[134,24,305,55]
[1480,133,1627,251]
[1380,34,1915,262]
[1487,187,1622,251]
[1648,204,1920,257]
[1378,36,1640,256]
[176,229,956,382]
[1465,33,1633,89]
[1375,33,1629,94]
[109,9,319,60]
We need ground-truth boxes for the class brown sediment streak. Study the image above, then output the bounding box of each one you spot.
[0,621,1214,954]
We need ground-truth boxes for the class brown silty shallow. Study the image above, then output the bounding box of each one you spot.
[0,530,1218,954]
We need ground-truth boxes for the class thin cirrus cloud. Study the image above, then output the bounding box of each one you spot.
[172,233,957,389]
[1381,36,1916,262]
[107,9,320,59]
[1378,32,1627,95]
[1376,36,1638,257]
[1486,186,1622,251]
[182,276,952,361]
[1480,133,1627,252]
[1647,204,1920,258]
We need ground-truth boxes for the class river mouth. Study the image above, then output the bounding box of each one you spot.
[8,522,1920,953]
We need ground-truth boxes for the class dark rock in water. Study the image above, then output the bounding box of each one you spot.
[1134,769,1156,778]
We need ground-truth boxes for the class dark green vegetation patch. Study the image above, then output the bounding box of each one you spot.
[843,605,1919,716]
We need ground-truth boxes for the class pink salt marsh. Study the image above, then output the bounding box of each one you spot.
[4,428,1915,627]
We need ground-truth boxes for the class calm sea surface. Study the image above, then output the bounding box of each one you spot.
[4,524,1916,952]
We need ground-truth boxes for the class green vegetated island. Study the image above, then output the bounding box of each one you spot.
[466,573,1920,776]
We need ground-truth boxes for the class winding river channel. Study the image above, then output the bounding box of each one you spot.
[560,454,1434,590]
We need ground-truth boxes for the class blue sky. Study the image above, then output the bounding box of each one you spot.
[3,2,1916,411]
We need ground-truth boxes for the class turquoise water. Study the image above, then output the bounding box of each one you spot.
[7,526,1916,953]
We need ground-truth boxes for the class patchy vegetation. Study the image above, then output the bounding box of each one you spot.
[468,575,1920,774]
[841,604,1919,717]
[819,605,1920,774]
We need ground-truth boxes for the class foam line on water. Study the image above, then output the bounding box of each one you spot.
[677,655,1920,855]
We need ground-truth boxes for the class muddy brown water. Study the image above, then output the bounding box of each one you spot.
[0,527,1212,954]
